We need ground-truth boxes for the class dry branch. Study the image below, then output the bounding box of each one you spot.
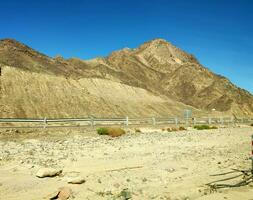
[105,166,143,172]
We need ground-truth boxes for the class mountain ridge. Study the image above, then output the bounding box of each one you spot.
[0,38,252,117]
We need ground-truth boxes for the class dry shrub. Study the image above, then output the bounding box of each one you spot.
[135,128,141,133]
[108,127,126,137]
[167,127,172,132]
[179,126,186,131]
[171,127,178,132]
[97,127,126,137]
[193,125,218,130]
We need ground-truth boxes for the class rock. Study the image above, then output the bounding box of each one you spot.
[58,187,72,200]
[45,190,59,199]
[113,183,120,188]
[142,177,148,182]
[47,187,72,200]
[67,176,85,184]
[36,168,62,178]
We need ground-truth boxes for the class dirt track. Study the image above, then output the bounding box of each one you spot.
[0,127,253,200]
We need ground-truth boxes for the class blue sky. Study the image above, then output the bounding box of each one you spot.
[0,0,252,93]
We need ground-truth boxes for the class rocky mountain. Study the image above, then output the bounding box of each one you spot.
[0,38,252,118]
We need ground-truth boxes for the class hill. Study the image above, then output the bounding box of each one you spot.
[0,38,252,117]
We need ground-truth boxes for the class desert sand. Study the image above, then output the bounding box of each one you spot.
[0,127,253,200]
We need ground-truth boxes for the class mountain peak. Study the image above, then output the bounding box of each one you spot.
[140,38,170,49]
[132,38,198,65]
[0,38,49,58]
[0,38,24,46]
[148,38,169,44]
[0,38,19,42]
[0,38,34,54]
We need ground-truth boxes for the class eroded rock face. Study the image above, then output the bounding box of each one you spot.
[36,168,62,178]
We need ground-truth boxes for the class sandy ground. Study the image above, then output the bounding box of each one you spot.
[0,127,253,200]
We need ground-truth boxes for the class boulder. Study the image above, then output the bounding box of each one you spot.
[36,168,62,178]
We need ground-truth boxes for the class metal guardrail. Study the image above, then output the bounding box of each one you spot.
[0,116,252,129]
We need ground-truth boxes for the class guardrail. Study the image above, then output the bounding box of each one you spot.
[0,116,252,129]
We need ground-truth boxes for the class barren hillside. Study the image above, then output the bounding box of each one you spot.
[0,66,197,118]
[0,38,252,117]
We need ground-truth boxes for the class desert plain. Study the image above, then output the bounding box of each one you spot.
[0,126,253,200]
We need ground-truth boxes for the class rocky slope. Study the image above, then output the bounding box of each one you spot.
[0,38,252,117]
[1,66,195,118]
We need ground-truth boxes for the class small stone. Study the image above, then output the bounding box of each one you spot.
[67,176,85,184]
[46,187,72,200]
[142,178,148,182]
[57,187,72,200]
[45,190,59,199]
[36,168,62,178]
[113,183,120,188]
[166,168,175,172]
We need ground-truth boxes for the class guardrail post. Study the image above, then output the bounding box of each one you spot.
[125,116,129,126]
[152,117,156,126]
[208,117,211,125]
[231,116,234,125]
[193,117,196,125]
[220,117,223,125]
[175,117,178,126]
[43,117,47,129]
[90,117,94,127]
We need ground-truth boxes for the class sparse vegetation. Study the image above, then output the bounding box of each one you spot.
[97,127,109,135]
[119,188,132,199]
[135,128,141,133]
[193,125,218,130]
[167,127,178,132]
[167,127,185,132]
[171,127,178,132]
[167,127,172,132]
[179,126,186,131]
[97,127,126,137]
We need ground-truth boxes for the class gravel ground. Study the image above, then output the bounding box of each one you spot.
[0,127,253,200]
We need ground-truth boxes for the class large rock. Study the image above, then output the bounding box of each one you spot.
[36,168,62,178]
